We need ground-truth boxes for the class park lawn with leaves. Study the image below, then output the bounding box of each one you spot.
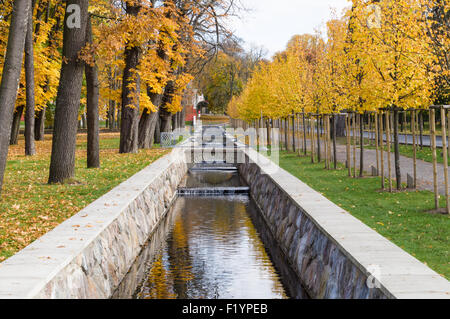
[0,133,168,262]
[277,151,450,279]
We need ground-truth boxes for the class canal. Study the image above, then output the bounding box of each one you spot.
[113,126,308,299]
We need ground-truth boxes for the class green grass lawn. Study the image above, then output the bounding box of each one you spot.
[336,136,450,166]
[277,151,449,279]
[366,142,450,166]
[0,133,168,262]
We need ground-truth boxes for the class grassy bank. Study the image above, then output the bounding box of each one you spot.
[277,151,449,279]
[0,133,168,262]
[366,142,450,166]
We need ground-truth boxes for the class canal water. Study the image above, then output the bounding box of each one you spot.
[113,126,307,299]
[136,196,288,299]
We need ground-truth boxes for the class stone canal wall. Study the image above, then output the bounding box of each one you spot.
[238,147,450,299]
[0,147,188,298]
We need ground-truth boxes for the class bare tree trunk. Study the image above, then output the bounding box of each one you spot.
[291,112,296,152]
[346,113,351,176]
[412,110,417,189]
[138,89,162,149]
[333,114,337,169]
[393,108,401,190]
[302,113,307,155]
[172,112,178,131]
[85,15,100,168]
[138,110,159,149]
[430,109,439,209]
[0,0,31,192]
[419,110,424,149]
[154,115,161,144]
[48,0,89,184]
[10,106,24,145]
[35,107,46,140]
[316,116,321,162]
[24,0,36,156]
[311,118,315,163]
[359,113,364,177]
[284,118,288,151]
[119,2,141,154]
[375,113,379,175]
[353,113,357,178]
[159,80,174,133]
[441,107,449,214]
[379,112,385,190]
[386,110,393,192]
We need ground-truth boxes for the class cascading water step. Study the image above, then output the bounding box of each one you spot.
[189,166,237,172]
[178,187,250,196]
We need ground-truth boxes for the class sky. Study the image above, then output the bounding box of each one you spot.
[229,0,351,58]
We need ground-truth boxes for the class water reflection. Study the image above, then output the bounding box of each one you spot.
[135,196,290,299]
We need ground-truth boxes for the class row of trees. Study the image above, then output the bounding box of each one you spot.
[0,0,241,193]
[228,0,449,191]
[194,42,267,114]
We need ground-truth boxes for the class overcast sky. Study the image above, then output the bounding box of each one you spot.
[229,0,351,58]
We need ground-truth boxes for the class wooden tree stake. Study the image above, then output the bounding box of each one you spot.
[379,112,385,190]
[412,110,417,189]
[430,109,439,210]
[441,107,449,214]
[386,110,393,192]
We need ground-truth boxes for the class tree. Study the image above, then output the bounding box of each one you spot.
[365,0,433,189]
[24,0,36,156]
[0,0,31,193]
[48,0,89,184]
[85,14,100,168]
[119,1,142,154]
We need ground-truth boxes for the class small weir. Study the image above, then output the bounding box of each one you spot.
[113,126,308,299]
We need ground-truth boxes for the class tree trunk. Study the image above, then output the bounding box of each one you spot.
[108,101,115,129]
[154,115,161,144]
[172,112,177,131]
[302,113,307,155]
[335,114,346,137]
[180,105,186,128]
[10,106,25,145]
[159,80,175,133]
[359,113,364,177]
[85,15,100,168]
[138,110,159,149]
[393,108,401,190]
[291,112,296,152]
[119,2,141,154]
[0,0,31,192]
[316,116,321,162]
[35,107,46,140]
[419,110,424,149]
[160,112,172,133]
[333,114,337,169]
[24,0,36,156]
[138,89,162,149]
[48,0,89,184]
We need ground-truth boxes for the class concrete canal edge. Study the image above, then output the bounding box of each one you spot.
[0,147,188,298]
[238,146,450,299]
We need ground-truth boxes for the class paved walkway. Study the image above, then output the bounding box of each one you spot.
[356,131,447,148]
[284,135,449,195]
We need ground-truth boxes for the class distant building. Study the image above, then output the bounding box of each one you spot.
[183,86,204,122]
